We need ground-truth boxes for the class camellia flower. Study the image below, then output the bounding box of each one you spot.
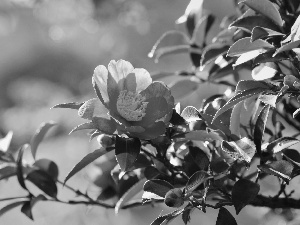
[78,59,174,140]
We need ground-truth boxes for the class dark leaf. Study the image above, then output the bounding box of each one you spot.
[216,207,237,225]
[185,171,209,194]
[232,179,260,214]
[173,130,222,142]
[144,166,161,180]
[150,208,184,225]
[230,101,243,137]
[201,44,229,67]
[253,51,288,65]
[283,149,300,168]
[115,178,146,213]
[16,144,29,191]
[241,0,283,28]
[26,170,57,198]
[266,137,300,154]
[143,179,174,198]
[30,121,56,159]
[235,80,270,93]
[254,105,270,155]
[33,159,59,181]
[0,201,27,217]
[230,16,280,33]
[164,188,184,208]
[182,205,194,225]
[64,148,109,184]
[115,136,141,172]
[227,37,274,57]
[0,165,16,180]
[258,160,294,182]
[52,102,84,110]
[21,195,46,220]
[191,14,215,47]
[170,109,187,126]
[189,146,210,171]
[251,27,284,42]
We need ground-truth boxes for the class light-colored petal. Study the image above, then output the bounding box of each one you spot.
[132,68,152,93]
[108,60,134,90]
[93,65,109,103]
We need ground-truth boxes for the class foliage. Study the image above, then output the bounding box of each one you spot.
[2,0,300,224]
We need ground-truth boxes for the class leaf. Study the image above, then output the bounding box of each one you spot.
[213,88,267,121]
[115,178,146,213]
[174,130,222,142]
[252,62,278,81]
[69,122,96,134]
[115,136,141,172]
[232,179,260,214]
[16,144,29,191]
[293,108,300,118]
[30,121,56,159]
[0,201,27,217]
[227,37,274,57]
[230,101,243,137]
[233,50,264,67]
[235,80,270,93]
[0,131,13,152]
[216,207,237,225]
[52,102,84,110]
[151,72,175,81]
[33,159,59,181]
[201,44,229,68]
[169,79,198,99]
[182,205,194,225]
[273,40,300,56]
[0,165,16,180]
[148,31,190,62]
[254,105,270,155]
[181,106,201,123]
[241,0,283,28]
[251,27,284,42]
[64,148,108,184]
[191,14,215,47]
[189,146,210,171]
[221,137,256,163]
[258,94,278,107]
[283,149,300,168]
[150,208,184,225]
[258,160,294,182]
[26,170,57,198]
[266,137,300,154]
[185,171,209,193]
[230,16,280,33]
[253,51,288,65]
[143,179,174,198]
[21,195,46,220]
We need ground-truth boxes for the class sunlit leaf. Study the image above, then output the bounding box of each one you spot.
[266,137,300,154]
[273,40,300,56]
[181,106,201,123]
[0,131,13,152]
[252,62,278,81]
[258,160,294,183]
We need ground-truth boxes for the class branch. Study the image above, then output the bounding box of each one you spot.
[250,195,300,209]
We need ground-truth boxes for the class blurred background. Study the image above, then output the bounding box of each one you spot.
[0,0,282,224]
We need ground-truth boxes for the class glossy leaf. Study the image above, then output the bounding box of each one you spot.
[235,80,270,93]
[258,94,278,107]
[251,27,284,42]
[185,171,209,193]
[230,101,243,137]
[241,0,283,28]
[252,62,278,81]
[181,106,201,123]
[143,179,174,198]
[115,136,141,172]
[266,137,300,154]
[216,207,237,225]
[189,146,210,171]
[227,37,274,57]
[115,178,146,213]
[26,170,57,198]
[232,179,260,214]
[69,122,95,134]
[273,40,300,56]
[150,208,184,225]
[221,137,256,163]
[52,102,84,110]
[174,130,222,142]
[254,105,270,155]
[64,148,108,184]
[258,160,294,182]
[30,121,56,159]
[201,44,229,67]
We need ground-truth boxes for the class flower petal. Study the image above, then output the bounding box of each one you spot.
[125,126,145,133]
[93,65,109,104]
[130,121,167,140]
[108,59,134,90]
[132,68,152,93]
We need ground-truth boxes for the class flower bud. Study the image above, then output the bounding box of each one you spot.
[164,188,184,208]
[97,134,114,147]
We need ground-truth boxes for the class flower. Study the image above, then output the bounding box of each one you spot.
[80,59,174,140]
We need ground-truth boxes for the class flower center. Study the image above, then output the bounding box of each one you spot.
[116,90,148,121]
